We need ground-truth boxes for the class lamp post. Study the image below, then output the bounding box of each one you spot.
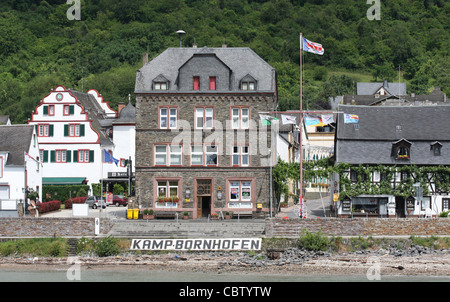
[176,30,186,47]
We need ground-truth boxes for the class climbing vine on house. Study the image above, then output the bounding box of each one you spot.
[301,158,450,200]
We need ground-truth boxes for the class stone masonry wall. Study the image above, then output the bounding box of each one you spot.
[265,218,450,237]
[0,218,114,237]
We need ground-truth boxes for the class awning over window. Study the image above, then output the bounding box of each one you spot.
[43,177,88,185]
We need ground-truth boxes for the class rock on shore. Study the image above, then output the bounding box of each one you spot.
[1,246,449,277]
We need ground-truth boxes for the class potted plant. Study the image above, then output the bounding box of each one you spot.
[210,213,219,220]
[157,196,165,203]
[183,211,189,220]
[172,196,179,203]
[164,196,171,202]
[143,209,154,219]
[225,212,231,219]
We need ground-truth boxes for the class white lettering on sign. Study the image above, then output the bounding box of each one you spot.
[130,238,261,251]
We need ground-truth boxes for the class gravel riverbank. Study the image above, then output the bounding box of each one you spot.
[1,246,449,278]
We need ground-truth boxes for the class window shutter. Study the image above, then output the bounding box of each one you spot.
[89,150,94,163]
[80,124,85,136]
[66,150,71,162]
[43,150,48,163]
[73,150,78,163]
[193,76,200,90]
[49,124,54,137]
[43,106,48,115]
[50,151,55,163]
[69,105,74,115]
[64,125,69,136]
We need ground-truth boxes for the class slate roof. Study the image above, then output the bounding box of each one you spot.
[0,125,34,166]
[113,101,136,125]
[135,47,276,93]
[68,90,114,147]
[356,81,406,95]
[335,105,450,165]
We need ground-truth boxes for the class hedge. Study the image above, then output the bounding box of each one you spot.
[37,200,61,214]
[65,197,88,209]
[43,185,89,203]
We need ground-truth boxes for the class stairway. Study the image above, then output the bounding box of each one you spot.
[106,220,266,238]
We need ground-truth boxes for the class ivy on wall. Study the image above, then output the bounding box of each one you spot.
[302,158,450,200]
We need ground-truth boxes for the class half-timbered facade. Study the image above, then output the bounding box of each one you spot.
[333,104,450,218]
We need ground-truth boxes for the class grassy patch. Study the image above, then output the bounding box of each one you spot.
[0,238,68,257]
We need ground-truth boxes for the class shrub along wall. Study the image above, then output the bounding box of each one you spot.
[0,218,114,237]
[265,218,450,238]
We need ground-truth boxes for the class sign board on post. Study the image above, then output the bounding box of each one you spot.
[95,218,100,235]
[72,203,89,217]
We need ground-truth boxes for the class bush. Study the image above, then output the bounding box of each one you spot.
[439,210,449,217]
[95,236,121,257]
[37,200,61,213]
[65,196,88,209]
[297,230,331,252]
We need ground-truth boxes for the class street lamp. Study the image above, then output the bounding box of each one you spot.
[176,30,186,47]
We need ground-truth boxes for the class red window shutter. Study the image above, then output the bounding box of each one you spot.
[193,77,200,90]
[209,77,216,90]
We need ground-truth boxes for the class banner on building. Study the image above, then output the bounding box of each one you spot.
[130,238,262,251]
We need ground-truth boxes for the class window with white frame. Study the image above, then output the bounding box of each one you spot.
[156,180,179,208]
[160,107,177,129]
[38,124,50,137]
[191,145,203,165]
[56,150,67,163]
[231,107,249,129]
[155,145,183,166]
[228,180,252,208]
[205,145,218,166]
[232,146,249,166]
[155,145,167,165]
[78,150,90,163]
[196,107,214,129]
[154,82,168,90]
[170,145,182,166]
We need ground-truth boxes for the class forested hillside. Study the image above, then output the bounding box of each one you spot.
[0,0,448,123]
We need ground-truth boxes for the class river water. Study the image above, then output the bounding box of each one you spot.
[0,269,448,282]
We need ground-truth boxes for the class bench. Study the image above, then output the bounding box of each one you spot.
[232,211,253,220]
[155,211,177,219]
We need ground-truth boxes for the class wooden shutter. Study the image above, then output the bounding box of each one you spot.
[89,150,94,162]
[43,106,48,115]
[193,76,200,90]
[50,151,55,163]
[43,150,48,163]
[73,150,78,163]
[49,124,54,137]
[66,150,71,162]
[80,124,85,136]
[64,125,69,136]
[209,77,216,90]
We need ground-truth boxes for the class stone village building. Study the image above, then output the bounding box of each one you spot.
[134,46,277,219]
[332,104,450,218]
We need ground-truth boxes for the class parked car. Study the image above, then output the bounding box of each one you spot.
[85,196,107,209]
[113,195,128,207]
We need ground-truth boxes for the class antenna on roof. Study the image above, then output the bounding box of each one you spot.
[176,30,186,47]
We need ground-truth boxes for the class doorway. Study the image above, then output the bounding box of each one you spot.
[197,196,211,218]
[395,196,405,217]
[196,179,212,218]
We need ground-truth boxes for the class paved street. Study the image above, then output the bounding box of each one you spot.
[276,197,332,219]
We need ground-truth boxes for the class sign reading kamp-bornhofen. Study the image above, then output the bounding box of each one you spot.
[130,238,262,251]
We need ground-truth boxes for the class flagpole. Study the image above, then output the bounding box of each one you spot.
[299,33,304,218]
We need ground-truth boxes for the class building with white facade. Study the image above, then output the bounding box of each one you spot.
[0,125,42,217]
[29,85,135,194]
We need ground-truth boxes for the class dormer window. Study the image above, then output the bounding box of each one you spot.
[154,82,168,90]
[392,139,411,160]
[152,74,169,90]
[240,74,257,91]
[430,141,442,156]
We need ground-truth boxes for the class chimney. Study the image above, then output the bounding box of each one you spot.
[142,53,148,65]
[193,43,197,48]
[118,102,126,114]
[222,44,227,48]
